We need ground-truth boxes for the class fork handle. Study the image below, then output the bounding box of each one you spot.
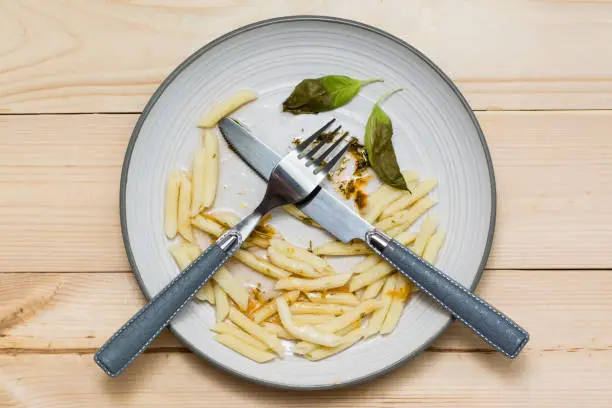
[94,230,242,377]
[365,229,529,358]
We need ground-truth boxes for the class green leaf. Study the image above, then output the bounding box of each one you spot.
[283,75,382,114]
[364,88,408,190]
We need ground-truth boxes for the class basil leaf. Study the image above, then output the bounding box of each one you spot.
[283,75,382,114]
[364,88,408,190]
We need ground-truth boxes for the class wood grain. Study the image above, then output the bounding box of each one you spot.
[2,111,611,272]
[1,270,609,352]
[1,0,612,113]
[1,351,611,407]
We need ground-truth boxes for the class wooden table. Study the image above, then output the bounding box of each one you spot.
[1,1,611,406]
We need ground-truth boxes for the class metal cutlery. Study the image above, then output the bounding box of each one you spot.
[219,118,529,359]
[95,119,349,376]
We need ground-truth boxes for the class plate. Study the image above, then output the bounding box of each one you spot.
[121,16,495,389]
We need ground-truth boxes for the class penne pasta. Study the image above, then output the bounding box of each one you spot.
[191,147,206,216]
[168,244,192,270]
[205,211,240,228]
[228,308,284,356]
[262,322,297,340]
[374,197,436,232]
[316,299,383,333]
[305,327,364,361]
[380,179,438,220]
[380,275,411,334]
[401,170,420,183]
[363,185,404,223]
[234,249,290,280]
[313,240,369,256]
[251,291,300,323]
[212,267,249,311]
[423,231,446,264]
[191,215,225,237]
[198,90,258,128]
[213,334,276,363]
[393,230,418,246]
[164,170,181,238]
[267,246,319,278]
[305,292,359,306]
[202,129,219,208]
[213,282,229,322]
[362,277,385,300]
[350,255,380,274]
[276,298,343,347]
[348,262,394,292]
[294,341,318,355]
[290,302,350,316]
[182,243,202,260]
[365,275,396,337]
[177,175,194,242]
[195,283,215,304]
[292,314,335,326]
[211,322,269,350]
[283,204,323,229]
[270,238,331,274]
[275,273,352,291]
[412,215,438,256]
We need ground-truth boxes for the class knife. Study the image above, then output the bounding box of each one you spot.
[219,118,529,358]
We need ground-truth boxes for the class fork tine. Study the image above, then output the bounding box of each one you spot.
[312,131,348,166]
[302,125,342,161]
[295,119,335,153]
[314,137,351,175]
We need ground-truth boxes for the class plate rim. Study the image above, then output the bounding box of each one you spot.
[119,15,497,390]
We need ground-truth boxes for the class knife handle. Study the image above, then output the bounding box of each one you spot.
[94,230,242,377]
[365,229,529,358]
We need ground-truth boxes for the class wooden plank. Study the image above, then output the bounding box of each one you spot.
[1,1,612,113]
[2,111,611,271]
[1,351,611,407]
[1,270,609,352]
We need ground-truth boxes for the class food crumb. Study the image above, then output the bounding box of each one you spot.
[240,203,248,208]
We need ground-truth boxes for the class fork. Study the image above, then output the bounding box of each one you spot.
[95,119,349,377]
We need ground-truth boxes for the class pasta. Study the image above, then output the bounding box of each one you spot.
[362,278,385,300]
[211,322,269,350]
[312,240,369,256]
[305,292,359,306]
[233,250,290,279]
[423,231,446,263]
[270,239,331,274]
[162,91,447,363]
[380,274,411,334]
[229,308,284,356]
[365,275,396,337]
[276,297,343,347]
[213,282,230,322]
[316,299,383,333]
[374,197,436,231]
[251,290,300,323]
[267,246,319,278]
[177,174,194,241]
[213,334,276,363]
[202,129,219,208]
[412,215,438,256]
[380,179,438,220]
[212,267,249,311]
[275,273,352,291]
[198,90,258,128]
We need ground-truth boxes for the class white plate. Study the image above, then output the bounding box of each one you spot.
[121,16,495,389]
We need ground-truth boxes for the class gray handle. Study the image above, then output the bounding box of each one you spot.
[94,231,241,377]
[366,230,528,358]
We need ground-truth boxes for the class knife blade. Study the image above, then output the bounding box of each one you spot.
[218,117,530,359]
[218,118,372,243]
